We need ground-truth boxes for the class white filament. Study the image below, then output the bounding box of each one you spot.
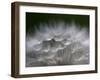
[26,22,89,67]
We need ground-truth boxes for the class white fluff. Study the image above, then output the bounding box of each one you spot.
[26,22,89,67]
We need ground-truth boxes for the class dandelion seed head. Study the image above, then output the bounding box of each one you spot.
[26,21,89,67]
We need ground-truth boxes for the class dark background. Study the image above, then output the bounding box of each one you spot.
[26,12,89,34]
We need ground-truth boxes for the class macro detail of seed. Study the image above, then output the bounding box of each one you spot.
[26,22,89,67]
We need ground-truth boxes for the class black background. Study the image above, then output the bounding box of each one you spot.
[26,12,89,34]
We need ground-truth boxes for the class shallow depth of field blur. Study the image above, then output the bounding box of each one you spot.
[26,13,89,67]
